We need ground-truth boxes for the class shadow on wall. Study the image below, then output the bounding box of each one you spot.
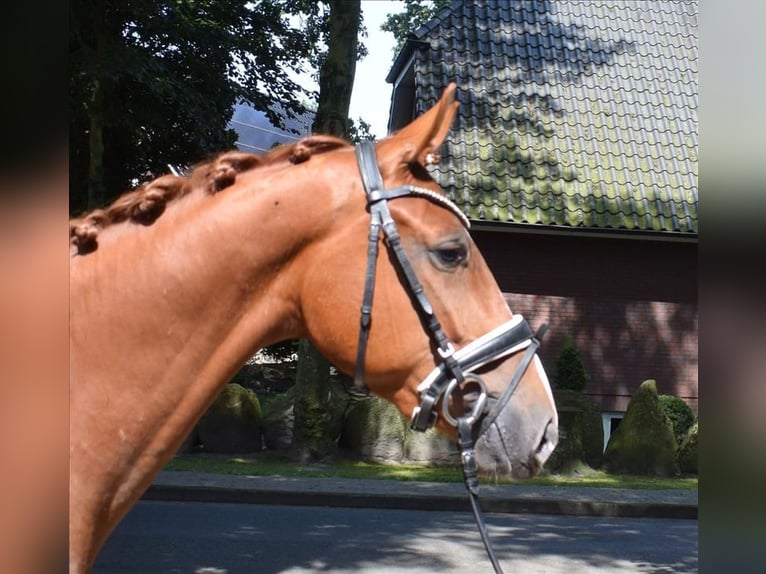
[506,293,698,413]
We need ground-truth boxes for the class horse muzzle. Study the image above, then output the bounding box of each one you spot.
[410,314,559,478]
[474,379,559,478]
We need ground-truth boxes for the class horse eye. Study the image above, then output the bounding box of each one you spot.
[432,243,468,269]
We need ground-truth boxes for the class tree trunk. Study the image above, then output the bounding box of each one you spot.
[292,0,361,462]
[311,0,361,138]
[291,339,337,463]
[87,77,105,210]
[85,13,108,210]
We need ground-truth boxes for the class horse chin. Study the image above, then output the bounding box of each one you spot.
[473,418,552,480]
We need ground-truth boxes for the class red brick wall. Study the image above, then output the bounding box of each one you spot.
[471,229,698,414]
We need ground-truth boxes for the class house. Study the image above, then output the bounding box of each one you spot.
[230,102,314,154]
[385,0,698,443]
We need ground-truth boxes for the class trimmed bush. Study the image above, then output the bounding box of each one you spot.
[196,383,263,453]
[554,336,589,392]
[604,380,679,476]
[678,421,698,474]
[546,389,604,472]
[659,394,696,443]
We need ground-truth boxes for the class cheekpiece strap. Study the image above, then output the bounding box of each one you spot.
[353,140,464,393]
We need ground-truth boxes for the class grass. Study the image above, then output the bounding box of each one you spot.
[163,452,698,490]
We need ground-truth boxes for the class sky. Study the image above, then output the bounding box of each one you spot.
[349,1,404,139]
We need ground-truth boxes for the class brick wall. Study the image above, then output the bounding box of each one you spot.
[471,229,698,413]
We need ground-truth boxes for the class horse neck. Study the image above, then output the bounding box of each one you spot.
[70,159,350,442]
[70,155,364,571]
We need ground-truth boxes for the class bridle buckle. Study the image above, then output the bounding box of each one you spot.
[437,343,456,360]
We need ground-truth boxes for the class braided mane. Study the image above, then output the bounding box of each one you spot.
[70,135,349,256]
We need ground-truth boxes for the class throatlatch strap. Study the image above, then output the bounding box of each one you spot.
[353,142,385,390]
[353,208,381,389]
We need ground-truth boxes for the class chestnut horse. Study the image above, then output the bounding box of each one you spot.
[70,84,558,573]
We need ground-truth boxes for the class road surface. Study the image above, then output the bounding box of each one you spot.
[93,500,697,573]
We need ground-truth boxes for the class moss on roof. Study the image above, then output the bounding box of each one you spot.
[397,0,698,235]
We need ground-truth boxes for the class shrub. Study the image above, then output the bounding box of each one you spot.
[196,384,263,453]
[554,335,589,392]
[604,380,678,476]
[659,394,696,443]
[546,389,604,472]
[678,421,698,474]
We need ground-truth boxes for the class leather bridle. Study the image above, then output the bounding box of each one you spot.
[353,140,547,574]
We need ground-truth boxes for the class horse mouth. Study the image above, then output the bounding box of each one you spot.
[474,416,558,480]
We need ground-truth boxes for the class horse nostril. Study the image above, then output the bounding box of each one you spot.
[534,419,558,466]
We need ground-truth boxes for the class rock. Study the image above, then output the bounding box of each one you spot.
[604,380,679,476]
[261,379,350,454]
[678,421,698,474]
[404,427,459,466]
[261,390,295,451]
[196,383,263,453]
[340,396,407,463]
[340,395,460,466]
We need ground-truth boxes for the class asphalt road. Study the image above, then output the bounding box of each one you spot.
[93,501,697,574]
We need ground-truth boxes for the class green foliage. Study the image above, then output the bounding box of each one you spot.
[380,0,452,53]
[678,421,698,474]
[348,117,375,143]
[70,0,328,214]
[165,452,698,490]
[262,340,300,363]
[547,390,604,472]
[553,336,590,392]
[659,394,696,443]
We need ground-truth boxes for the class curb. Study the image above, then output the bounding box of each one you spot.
[143,484,698,520]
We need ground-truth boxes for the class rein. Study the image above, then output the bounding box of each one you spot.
[353,140,547,573]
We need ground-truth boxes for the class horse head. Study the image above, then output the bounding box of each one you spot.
[296,84,558,478]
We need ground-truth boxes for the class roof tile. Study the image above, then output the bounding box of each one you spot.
[397,0,697,235]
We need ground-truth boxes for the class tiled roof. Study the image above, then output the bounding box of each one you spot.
[391,1,698,235]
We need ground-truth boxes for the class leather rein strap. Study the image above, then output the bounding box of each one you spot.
[353,140,548,574]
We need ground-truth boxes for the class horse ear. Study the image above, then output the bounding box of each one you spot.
[390,83,459,166]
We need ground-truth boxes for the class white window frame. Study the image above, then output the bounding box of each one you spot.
[601,411,624,452]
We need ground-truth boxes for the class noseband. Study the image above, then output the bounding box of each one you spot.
[354,140,546,573]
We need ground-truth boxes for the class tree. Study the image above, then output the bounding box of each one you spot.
[553,335,590,392]
[311,0,362,138]
[381,0,451,53]
[69,0,323,214]
[292,0,362,463]
[659,394,696,444]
